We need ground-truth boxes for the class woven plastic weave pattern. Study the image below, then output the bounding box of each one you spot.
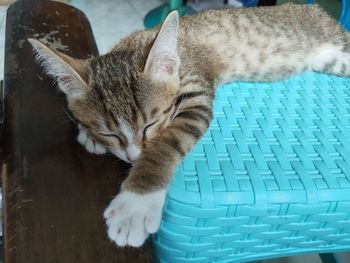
[152,72,350,263]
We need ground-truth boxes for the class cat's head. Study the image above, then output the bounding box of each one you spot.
[28,11,180,163]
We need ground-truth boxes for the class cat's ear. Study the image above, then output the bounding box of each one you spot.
[28,38,88,100]
[144,11,179,83]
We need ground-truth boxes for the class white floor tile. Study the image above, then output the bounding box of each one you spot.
[0,6,8,81]
[188,0,230,11]
[128,0,166,19]
[260,254,322,263]
[336,252,350,263]
[70,0,145,54]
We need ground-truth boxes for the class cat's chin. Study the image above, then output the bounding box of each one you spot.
[109,149,133,164]
[121,158,132,164]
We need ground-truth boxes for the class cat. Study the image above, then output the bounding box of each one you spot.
[28,3,350,247]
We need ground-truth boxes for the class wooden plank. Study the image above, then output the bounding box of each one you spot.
[2,0,154,262]
[0,0,14,5]
[0,0,69,5]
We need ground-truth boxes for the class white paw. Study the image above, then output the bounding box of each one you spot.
[103,190,166,247]
[312,45,350,75]
[77,125,107,155]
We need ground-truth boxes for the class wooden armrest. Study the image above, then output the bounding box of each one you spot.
[2,0,153,262]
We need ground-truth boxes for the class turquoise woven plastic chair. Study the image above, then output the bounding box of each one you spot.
[152,2,350,263]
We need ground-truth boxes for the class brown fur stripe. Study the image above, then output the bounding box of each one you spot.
[163,131,185,155]
[180,78,201,87]
[142,154,163,166]
[172,123,202,140]
[322,58,337,73]
[181,105,213,117]
[175,110,211,127]
[174,91,207,107]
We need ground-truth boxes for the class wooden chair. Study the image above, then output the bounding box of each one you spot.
[1,0,153,262]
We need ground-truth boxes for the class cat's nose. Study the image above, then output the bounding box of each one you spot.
[126,144,141,162]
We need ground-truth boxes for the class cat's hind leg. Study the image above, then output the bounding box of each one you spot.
[311,45,350,77]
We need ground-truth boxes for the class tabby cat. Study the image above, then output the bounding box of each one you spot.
[29,3,350,247]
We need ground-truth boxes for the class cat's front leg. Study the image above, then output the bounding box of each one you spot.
[104,106,213,247]
[77,124,107,155]
[103,148,176,247]
[103,189,166,247]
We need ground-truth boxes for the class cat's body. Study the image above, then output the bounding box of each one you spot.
[129,4,348,83]
[29,4,350,247]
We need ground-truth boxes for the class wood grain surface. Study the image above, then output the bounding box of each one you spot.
[2,0,154,262]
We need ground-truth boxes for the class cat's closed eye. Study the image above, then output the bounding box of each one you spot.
[99,133,121,141]
[143,120,159,138]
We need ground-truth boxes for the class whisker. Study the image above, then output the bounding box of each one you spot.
[172,94,186,121]
[62,108,78,125]
[51,119,76,132]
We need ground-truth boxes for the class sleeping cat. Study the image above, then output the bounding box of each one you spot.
[28,3,350,247]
